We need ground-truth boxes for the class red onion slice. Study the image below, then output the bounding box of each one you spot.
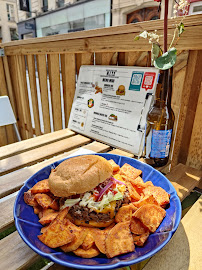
[111,176,126,186]
[97,180,114,201]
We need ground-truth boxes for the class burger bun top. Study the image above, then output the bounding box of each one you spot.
[48,155,113,197]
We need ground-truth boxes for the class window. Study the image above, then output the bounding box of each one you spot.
[42,0,48,12]
[56,0,65,8]
[10,28,18,40]
[7,4,15,22]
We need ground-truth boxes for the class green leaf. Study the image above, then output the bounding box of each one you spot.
[134,35,140,41]
[154,47,177,70]
[151,43,160,65]
[178,22,185,37]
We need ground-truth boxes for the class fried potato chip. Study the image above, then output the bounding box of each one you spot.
[105,222,135,258]
[143,186,170,208]
[73,245,100,258]
[49,199,60,211]
[35,193,53,209]
[124,180,140,201]
[130,217,149,235]
[39,210,58,225]
[33,205,43,215]
[115,204,132,223]
[133,195,158,208]
[145,181,154,187]
[41,225,49,234]
[108,159,120,172]
[132,231,150,246]
[133,204,166,233]
[24,190,38,206]
[38,208,73,248]
[129,203,138,213]
[30,179,50,194]
[129,176,146,194]
[61,220,87,252]
[120,163,142,180]
[82,230,95,250]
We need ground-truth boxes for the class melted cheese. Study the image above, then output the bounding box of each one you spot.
[94,201,117,218]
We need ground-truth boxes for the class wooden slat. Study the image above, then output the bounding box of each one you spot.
[2,15,202,55]
[76,52,94,75]
[142,196,202,270]
[118,51,142,66]
[36,54,51,134]
[165,163,202,201]
[0,231,39,270]
[186,82,202,170]
[171,50,202,168]
[0,193,16,232]
[26,55,41,136]
[0,57,16,145]
[3,56,17,117]
[0,134,92,176]
[0,141,110,199]
[60,53,76,127]
[16,55,33,138]
[0,128,75,160]
[9,56,27,139]
[95,52,114,65]
[109,149,134,158]
[47,54,62,131]
[0,127,8,146]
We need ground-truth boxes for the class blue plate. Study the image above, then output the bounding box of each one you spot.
[14,153,181,269]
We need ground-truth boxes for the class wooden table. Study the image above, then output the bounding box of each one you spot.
[0,128,201,270]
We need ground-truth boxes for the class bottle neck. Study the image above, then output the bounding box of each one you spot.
[155,68,172,109]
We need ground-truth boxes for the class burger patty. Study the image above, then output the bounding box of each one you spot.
[68,189,130,222]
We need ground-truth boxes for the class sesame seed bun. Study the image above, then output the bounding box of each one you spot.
[48,155,113,197]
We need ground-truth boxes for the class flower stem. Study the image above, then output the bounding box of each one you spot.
[164,0,169,53]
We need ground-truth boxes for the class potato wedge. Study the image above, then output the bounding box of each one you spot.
[105,222,135,258]
[49,199,60,211]
[73,245,100,258]
[143,186,170,208]
[115,204,132,223]
[120,163,142,180]
[125,180,140,201]
[132,231,150,246]
[24,190,38,207]
[108,159,120,172]
[133,195,158,208]
[39,211,58,225]
[61,220,87,252]
[133,204,166,232]
[38,208,73,248]
[35,193,53,209]
[30,179,50,194]
[82,233,95,250]
[130,217,148,235]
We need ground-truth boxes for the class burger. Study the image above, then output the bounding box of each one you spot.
[48,155,130,227]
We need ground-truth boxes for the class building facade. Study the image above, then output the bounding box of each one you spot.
[17,0,111,39]
[112,0,175,26]
[0,0,18,43]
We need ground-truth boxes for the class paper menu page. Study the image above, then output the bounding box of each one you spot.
[68,65,159,155]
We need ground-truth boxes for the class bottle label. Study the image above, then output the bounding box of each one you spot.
[150,129,172,158]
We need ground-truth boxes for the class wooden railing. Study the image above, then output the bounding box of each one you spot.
[0,14,202,170]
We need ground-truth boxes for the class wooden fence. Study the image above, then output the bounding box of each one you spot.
[0,14,201,170]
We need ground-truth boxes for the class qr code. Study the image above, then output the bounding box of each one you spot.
[132,74,142,85]
[144,76,153,85]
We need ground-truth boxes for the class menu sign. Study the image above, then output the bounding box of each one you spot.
[68,66,159,155]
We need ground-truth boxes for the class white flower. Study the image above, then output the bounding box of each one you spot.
[139,30,148,39]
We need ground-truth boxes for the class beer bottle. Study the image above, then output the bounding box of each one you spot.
[144,68,174,166]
